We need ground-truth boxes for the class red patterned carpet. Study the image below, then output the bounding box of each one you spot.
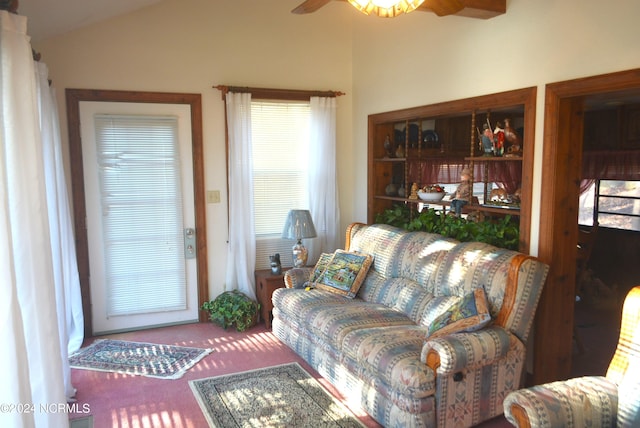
[69,322,513,427]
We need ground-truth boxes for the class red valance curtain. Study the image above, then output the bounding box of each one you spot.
[580,150,640,195]
[582,150,640,180]
[407,157,522,193]
[407,156,467,185]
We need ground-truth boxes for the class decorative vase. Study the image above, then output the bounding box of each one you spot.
[385,181,397,196]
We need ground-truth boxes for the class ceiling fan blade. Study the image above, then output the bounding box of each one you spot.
[291,0,334,14]
[419,0,465,16]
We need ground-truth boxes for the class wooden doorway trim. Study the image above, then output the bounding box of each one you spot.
[65,89,209,336]
[534,68,640,384]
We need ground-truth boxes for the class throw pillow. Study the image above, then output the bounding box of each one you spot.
[309,252,334,283]
[298,252,333,290]
[427,287,491,338]
[313,250,373,298]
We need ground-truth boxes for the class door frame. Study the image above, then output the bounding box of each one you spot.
[66,89,209,336]
[534,68,640,384]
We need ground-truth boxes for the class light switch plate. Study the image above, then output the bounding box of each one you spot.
[207,190,220,204]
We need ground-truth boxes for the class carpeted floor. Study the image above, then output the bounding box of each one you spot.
[67,322,513,427]
[190,362,365,427]
[69,338,213,379]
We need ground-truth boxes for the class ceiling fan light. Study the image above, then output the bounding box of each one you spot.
[347,0,425,17]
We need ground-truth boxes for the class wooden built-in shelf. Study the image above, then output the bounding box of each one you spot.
[367,87,537,253]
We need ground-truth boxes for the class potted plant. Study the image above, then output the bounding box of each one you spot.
[375,205,520,250]
[201,290,260,332]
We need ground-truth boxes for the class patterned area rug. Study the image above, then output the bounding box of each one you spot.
[189,363,365,427]
[69,339,213,379]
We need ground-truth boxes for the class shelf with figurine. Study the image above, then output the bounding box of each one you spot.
[367,88,536,252]
[470,116,524,159]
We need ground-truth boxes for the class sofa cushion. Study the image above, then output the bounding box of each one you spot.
[358,271,436,325]
[341,325,436,399]
[272,288,415,351]
[347,223,457,285]
[427,287,492,338]
[314,250,373,298]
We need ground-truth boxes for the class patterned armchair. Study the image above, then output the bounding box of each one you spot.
[503,286,640,427]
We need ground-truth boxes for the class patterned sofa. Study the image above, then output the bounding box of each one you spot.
[271,223,549,427]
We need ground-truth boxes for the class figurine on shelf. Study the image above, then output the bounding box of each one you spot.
[503,118,522,156]
[450,167,472,216]
[513,187,522,202]
[384,135,394,158]
[493,121,505,157]
[409,182,419,200]
[395,144,405,158]
[481,123,494,156]
[490,188,508,202]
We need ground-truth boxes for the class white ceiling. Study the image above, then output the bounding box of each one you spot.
[18,0,163,42]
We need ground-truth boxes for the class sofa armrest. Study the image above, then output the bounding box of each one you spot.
[283,267,313,289]
[503,376,618,428]
[422,325,514,374]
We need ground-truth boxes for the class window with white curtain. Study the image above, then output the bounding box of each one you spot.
[94,114,187,315]
[251,100,310,269]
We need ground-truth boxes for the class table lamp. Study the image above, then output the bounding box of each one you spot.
[282,209,317,268]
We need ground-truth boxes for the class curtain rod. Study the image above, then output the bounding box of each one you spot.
[2,2,50,83]
[214,85,345,101]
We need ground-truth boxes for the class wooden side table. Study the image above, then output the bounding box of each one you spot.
[255,268,288,329]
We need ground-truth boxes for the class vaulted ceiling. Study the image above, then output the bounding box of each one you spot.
[18,0,163,42]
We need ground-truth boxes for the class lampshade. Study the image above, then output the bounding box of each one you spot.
[282,210,317,268]
[347,0,425,17]
[282,209,317,240]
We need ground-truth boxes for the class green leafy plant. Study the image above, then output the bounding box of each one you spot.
[375,205,520,250]
[201,290,260,332]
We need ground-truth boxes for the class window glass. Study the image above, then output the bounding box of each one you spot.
[251,100,310,268]
[579,180,640,231]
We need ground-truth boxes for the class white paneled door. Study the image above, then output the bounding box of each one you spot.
[80,101,198,334]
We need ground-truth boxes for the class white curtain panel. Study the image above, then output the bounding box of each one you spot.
[225,92,257,300]
[307,97,341,262]
[35,61,84,398]
[0,10,70,428]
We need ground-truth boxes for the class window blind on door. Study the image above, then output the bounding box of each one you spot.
[94,114,187,316]
[251,101,310,268]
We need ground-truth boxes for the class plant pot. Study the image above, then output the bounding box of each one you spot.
[201,290,260,332]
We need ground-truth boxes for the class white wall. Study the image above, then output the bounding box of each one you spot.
[33,0,640,298]
[33,0,355,299]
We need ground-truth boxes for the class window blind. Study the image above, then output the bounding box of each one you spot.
[94,114,187,316]
[251,101,310,268]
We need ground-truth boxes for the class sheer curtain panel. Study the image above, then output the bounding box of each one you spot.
[1,10,70,428]
[307,97,341,261]
[225,92,257,300]
[35,61,84,399]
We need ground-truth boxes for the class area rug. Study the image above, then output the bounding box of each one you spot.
[189,362,365,427]
[69,339,213,379]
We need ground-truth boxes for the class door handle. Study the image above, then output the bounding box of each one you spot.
[184,228,196,259]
